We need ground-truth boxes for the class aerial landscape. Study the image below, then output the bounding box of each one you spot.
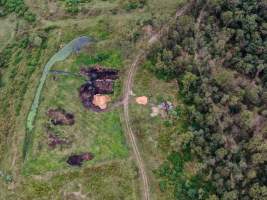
[0,0,266,199]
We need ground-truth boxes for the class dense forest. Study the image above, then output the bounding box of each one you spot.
[148,0,267,199]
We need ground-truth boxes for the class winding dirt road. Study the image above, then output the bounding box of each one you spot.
[122,3,192,200]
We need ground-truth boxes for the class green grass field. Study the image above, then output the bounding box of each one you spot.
[23,45,127,175]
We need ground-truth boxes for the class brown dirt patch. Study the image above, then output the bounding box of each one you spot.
[92,95,111,110]
[136,96,148,105]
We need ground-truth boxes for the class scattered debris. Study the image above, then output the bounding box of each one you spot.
[92,95,111,110]
[136,96,148,105]
[159,101,174,112]
[67,153,94,166]
[151,101,175,117]
[47,108,75,126]
[79,66,119,111]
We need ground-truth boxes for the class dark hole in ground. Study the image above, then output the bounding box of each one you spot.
[67,152,94,166]
[79,65,119,111]
[47,108,75,125]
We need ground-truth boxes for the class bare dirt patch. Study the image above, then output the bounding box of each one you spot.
[136,96,148,105]
[92,95,111,110]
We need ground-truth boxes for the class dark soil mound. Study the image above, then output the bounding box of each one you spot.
[67,152,94,166]
[79,66,119,111]
[47,108,75,125]
[80,65,118,80]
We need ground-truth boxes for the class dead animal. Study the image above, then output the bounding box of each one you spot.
[47,108,75,126]
[67,152,94,166]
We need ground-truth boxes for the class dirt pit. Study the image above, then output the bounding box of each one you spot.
[79,66,119,111]
[67,153,94,166]
[47,108,75,125]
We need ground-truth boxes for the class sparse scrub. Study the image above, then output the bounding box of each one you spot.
[0,0,36,22]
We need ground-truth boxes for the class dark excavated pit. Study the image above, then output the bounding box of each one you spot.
[80,65,119,80]
[47,108,75,125]
[67,152,94,166]
[79,66,119,111]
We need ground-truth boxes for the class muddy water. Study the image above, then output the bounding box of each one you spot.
[26,36,93,131]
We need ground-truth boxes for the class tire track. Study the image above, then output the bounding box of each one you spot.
[122,3,191,200]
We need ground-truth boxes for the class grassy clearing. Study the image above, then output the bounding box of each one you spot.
[4,160,140,200]
[129,67,183,200]
[0,15,16,51]
[23,45,127,175]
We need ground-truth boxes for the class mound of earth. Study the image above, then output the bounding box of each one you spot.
[67,153,94,166]
[79,66,119,111]
[92,95,111,109]
[136,96,148,105]
[80,65,119,80]
[47,108,75,125]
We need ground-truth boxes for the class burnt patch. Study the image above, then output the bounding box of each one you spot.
[79,65,119,111]
[80,65,119,80]
[67,152,94,166]
[47,108,75,125]
[47,131,71,149]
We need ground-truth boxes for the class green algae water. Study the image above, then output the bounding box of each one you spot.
[24,36,93,159]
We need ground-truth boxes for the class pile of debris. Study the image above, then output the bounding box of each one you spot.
[79,65,119,111]
[67,152,94,166]
[151,101,174,117]
[47,108,75,125]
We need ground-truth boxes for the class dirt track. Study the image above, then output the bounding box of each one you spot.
[122,3,191,200]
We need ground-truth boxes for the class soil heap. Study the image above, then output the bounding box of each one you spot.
[79,65,119,111]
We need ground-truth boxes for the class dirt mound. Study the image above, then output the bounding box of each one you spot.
[92,95,111,109]
[67,153,94,166]
[136,96,148,105]
[95,79,114,94]
[80,66,118,80]
[79,66,119,111]
[47,108,75,125]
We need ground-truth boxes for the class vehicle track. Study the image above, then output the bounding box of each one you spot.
[122,3,192,200]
